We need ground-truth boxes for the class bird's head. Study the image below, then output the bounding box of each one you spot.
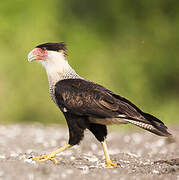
[28,42,79,83]
[28,42,67,65]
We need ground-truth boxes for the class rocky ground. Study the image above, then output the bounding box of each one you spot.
[0,124,178,180]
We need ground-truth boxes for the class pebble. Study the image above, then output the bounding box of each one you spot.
[91,143,98,151]
[66,169,74,175]
[70,156,75,160]
[79,166,89,174]
[127,152,139,158]
[61,173,67,179]
[152,170,160,174]
[0,171,4,177]
[0,155,5,159]
[155,139,165,147]
[10,152,19,157]
[24,158,36,164]
[83,155,98,162]
[132,133,142,144]
[124,135,131,143]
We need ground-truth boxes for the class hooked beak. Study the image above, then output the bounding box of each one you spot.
[28,50,37,62]
[28,48,48,62]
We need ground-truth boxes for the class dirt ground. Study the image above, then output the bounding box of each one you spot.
[0,124,178,180]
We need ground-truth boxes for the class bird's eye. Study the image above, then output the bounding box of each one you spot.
[41,47,47,51]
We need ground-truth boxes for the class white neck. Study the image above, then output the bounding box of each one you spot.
[39,51,81,86]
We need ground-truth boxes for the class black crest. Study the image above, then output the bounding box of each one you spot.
[36,42,67,54]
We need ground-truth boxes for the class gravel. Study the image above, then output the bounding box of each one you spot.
[0,124,178,180]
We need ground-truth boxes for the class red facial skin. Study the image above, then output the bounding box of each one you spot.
[32,48,48,60]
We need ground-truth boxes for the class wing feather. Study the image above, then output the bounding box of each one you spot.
[55,79,143,119]
[54,79,171,137]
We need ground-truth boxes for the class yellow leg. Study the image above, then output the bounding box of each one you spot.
[33,144,72,164]
[101,141,119,167]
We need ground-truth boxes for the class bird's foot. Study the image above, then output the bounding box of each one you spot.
[32,144,72,165]
[32,152,57,164]
[106,161,120,167]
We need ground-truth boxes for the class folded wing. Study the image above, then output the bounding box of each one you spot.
[55,79,171,137]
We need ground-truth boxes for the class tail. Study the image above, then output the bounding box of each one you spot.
[125,112,172,137]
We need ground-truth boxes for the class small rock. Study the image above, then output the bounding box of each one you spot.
[153,170,160,174]
[0,155,5,159]
[24,158,36,164]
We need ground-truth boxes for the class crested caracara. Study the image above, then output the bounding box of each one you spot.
[28,42,172,167]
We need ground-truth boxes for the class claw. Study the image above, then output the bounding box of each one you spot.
[31,144,72,165]
[32,153,57,164]
[106,161,120,167]
[51,158,57,164]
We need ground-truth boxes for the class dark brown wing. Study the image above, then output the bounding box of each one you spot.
[54,79,143,119]
[54,79,171,137]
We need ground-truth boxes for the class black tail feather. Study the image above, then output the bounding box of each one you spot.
[142,112,172,136]
[125,112,172,137]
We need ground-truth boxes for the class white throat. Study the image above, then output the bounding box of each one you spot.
[39,51,81,86]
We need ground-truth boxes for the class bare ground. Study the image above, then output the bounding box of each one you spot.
[0,124,178,180]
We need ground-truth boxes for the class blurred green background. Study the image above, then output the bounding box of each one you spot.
[0,0,178,125]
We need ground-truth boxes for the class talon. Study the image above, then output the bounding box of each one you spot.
[32,154,57,164]
[31,144,72,165]
[106,161,119,167]
[50,157,57,164]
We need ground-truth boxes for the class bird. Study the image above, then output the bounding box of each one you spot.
[28,42,172,167]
